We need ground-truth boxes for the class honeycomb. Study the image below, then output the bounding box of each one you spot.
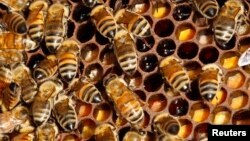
[1,0,250,140]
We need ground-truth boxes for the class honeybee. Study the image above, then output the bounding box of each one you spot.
[45,2,69,53]
[0,65,12,90]
[27,0,49,44]
[198,64,223,102]
[192,0,219,19]
[103,74,144,127]
[159,56,191,94]
[0,50,25,65]
[82,0,102,8]
[1,82,21,111]
[91,5,117,39]
[0,134,9,141]
[38,78,63,98]
[57,39,80,84]
[123,130,149,141]
[2,11,27,34]
[70,76,103,104]
[33,55,58,82]
[114,8,151,38]
[213,0,246,46]
[0,105,29,134]
[11,132,35,141]
[113,27,137,76]
[153,113,180,137]
[0,32,36,51]
[0,0,30,12]
[36,119,59,141]
[94,123,118,141]
[53,94,78,131]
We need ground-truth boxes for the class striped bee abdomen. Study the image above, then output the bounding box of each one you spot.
[2,82,21,111]
[3,12,27,34]
[20,77,38,104]
[32,99,52,126]
[76,83,102,104]
[193,0,219,19]
[56,107,77,131]
[45,23,64,53]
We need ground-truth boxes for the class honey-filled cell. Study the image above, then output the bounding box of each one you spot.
[225,70,245,89]
[199,46,219,64]
[77,22,95,43]
[210,88,227,106]
[178,119,193,139]
[156,39,176,57]
[169,98,189,116]
[177,42,199,60]
[154,19,174,37]
[139,54,158,72]
[148,93,167,112]
[78,119,96,140]
[189,102,210,122]
[72,3,91,23]
[211,106,231,125]
[144,73,164,92]
[229,90,248,110]
[220,51,240,69]
[93,103,112,122]
[173,4,192,21]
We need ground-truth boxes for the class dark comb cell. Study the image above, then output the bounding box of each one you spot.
[178,42,198,60]
[139,54,158,72]
[157,39,176,57]
[136,36,155,52]
[72,4,91,23]
[199,47,219,64]
[173,5,192,21]
[169,98,188,116]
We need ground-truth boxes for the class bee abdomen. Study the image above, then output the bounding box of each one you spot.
[29,24,44,42]
[33,102,51,126]
[194,0,219,19]
[169,71,190,93]
[3,12,27,34]
[21,79,38,103]
[78,84,102,103]
[98,18,117,38]
[2,83,21,110]
[200,81,218,101]
[58,110,77,131]
[130,17,151,37]
[214,23,235,45]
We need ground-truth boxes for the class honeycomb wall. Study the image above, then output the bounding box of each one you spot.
[8,0,250,140]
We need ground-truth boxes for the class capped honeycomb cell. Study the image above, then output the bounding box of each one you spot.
[139,54,158,72]
[229,90,248,110]
[225,70,245,89]
[85,63,103,82]
[232,110,250,125]
[169,98,189,116]
[211,106,231,125]
[220,51,240,69]
[154,19,174,37]
[175,23,196,41]
[80,43,99,62]
[156,39,176,57]
[93,103,112,122]
[197,28,213,45]
[199,46,219,64]
[148,93,167,112]
[173,4,192,21]
[189,102,210,122]
[78,119,96,140]
[178,42,199,59]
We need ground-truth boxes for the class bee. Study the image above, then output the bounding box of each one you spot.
[11,62,38,103]
[1,82,21,111]
[27,0,49,44]
[0,50,25,65]
[94,123,118,141]
[53,94,78,131]
[91,5,117,39]
[114,8,151,38]
[153,113,181,137]
[2,11,27,34]
[45,2,69,53]
[11,132,35,141]
[198,64,223,102]
[192,0,219,19]
[113,27,137,76]
[33,55,58,82]
[0,65,12,90]
[0,0,30,12]
[159,56,190,93]
[36,119,59,141]
[82,0,102,8]
[0,105,29,134]
[0,134,9,141]
[70,76,103,104]
[31,79,63,126]
[213,0,246,46]
[57,39,79,84]
[103,74,144,127]
[123,130,148,141]
[157,134,183,141]
[0,32,36,51]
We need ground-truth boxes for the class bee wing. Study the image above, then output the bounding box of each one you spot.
[238,48,250,66]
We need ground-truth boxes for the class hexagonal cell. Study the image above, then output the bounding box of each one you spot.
[197,28,213,45]
[189,102,210,122]
[100,44,116,65]
[67,20,75,38]
[134,90,146,102]
[93,103,112,122]
[225,70,245,89]
[233,110,250,125]
[77,22,96,43]
[85,63,103,82]
[216,35,236,50]
[238,37,250,53]
[220,51,240,69]
[139,54,158,72]
[184,61,202,80]
[152,1,171,18]
[129,0,150,14]
[80,43,99,62]
[229,90,248,110]
[144,73,164,92]
[178,119,193,138]
[124,71,142,89]
[60,134,81,141]
[156,39,176,57]
[210,88,227,106]
[95,31,110,45]
[136,36,155,52]
[175,23,196,41]
[148,93,167,112]
[27,53,45,71]
[193,123,208,141]
[211,106,231,125]
[75,102,92,118]
[169,98,189,116]
[173,4,192,21]
[177,42,198,59]
[72,3,91,23]
[199,46,219,64]
[78,119,96,140]
[141,111,150,128]
[154,19,174,37]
